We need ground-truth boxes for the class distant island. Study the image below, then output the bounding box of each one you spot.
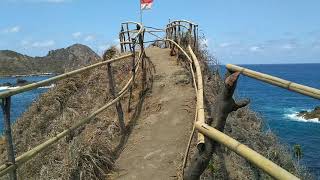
[0,44,100,77]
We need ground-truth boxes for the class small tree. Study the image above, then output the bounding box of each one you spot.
[293,144,303,163]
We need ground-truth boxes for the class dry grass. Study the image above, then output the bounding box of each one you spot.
[0,47,153,180]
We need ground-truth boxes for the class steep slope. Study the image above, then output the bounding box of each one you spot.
[0,44,100,76]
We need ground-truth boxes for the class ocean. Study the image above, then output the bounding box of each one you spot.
[0,64,319,177]
[232,63,320,177]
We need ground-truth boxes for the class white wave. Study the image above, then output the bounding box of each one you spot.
[0,86,10,91]
[0,84,54,91]
[285,112,320,124]
[7,86,20,90]
[39,84,55,89]
[0,86,20,90]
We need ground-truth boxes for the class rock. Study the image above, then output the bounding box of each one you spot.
[16,79,29,86]
[0,82,12,87]
[297,106,320,121]
[0,43,100,76]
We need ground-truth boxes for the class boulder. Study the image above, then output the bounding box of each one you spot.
[297,106,320,121]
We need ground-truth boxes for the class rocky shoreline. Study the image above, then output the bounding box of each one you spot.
[297,106,320,121]
[0,79,35,87]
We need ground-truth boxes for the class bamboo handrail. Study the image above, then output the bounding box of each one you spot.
[226,64,320,100]
[195,122,300,180]
[121,21,144,40]
[188,45,205,148]
[169,20,198,26]
[0,50,145,176]
[0,54,133,99]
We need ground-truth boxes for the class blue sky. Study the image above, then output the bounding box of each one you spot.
[1,0,320,64]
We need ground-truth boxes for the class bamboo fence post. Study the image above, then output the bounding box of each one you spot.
[1,97,17,180]
[120,26,125,53]
[127,42,136,112]
[140,30,146,94]
[119,33,124,53]
[189,23,193,45]
[106,63,126,133]
[193,25,197,49]
[178,22,181,45]
[126,23,133,52]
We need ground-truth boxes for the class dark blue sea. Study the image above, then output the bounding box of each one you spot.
[228,63,320,178]
[0,64,319,177]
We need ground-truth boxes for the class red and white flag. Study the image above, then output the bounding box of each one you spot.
[141,0,153,10]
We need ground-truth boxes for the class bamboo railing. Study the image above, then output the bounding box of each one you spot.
[0,21,146,179]
[226,64,320,100]
[195,122,299,180]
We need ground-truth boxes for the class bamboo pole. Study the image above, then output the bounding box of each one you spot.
[127,44,136,112]
[226,64,320,100]
[1,97,17,180]
[169,20,198,26]
[126,23,133,52]
[188,45,205,148]
[195,122,300,180]
[106,62,125,133]
[0,54,132,99]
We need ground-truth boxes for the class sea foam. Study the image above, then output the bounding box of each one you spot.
[285,109,320,123]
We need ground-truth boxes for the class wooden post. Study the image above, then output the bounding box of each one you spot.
[106,63,126,133]
[126,23,133,52]
[193,25,197,50]
[1,97,17,180]
[189,24,193,45]
[178,22,181,45]
[184,72,250,180]
[127,43,136,112]
[140,30,146,94]
[119,33,124,53]
[120,25,125,53]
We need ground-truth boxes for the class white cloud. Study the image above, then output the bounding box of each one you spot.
[20,40,30,46]
[84,35,95,42]
[281,44,294,50]
[2,26,20,33]
[72,32,81,38]
[249,46,263,52]
[219,42,231,48]
[31,40,55,48]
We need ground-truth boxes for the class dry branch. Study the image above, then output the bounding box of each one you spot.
[184,72,250,180]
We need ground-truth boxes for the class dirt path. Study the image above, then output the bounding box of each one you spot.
[112,47,195,180]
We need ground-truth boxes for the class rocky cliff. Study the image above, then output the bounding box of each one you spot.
[0,44,100,76]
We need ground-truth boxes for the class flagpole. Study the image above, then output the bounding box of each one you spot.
[139,0,143,23]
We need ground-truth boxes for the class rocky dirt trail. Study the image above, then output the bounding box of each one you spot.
[112,47,196,180]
